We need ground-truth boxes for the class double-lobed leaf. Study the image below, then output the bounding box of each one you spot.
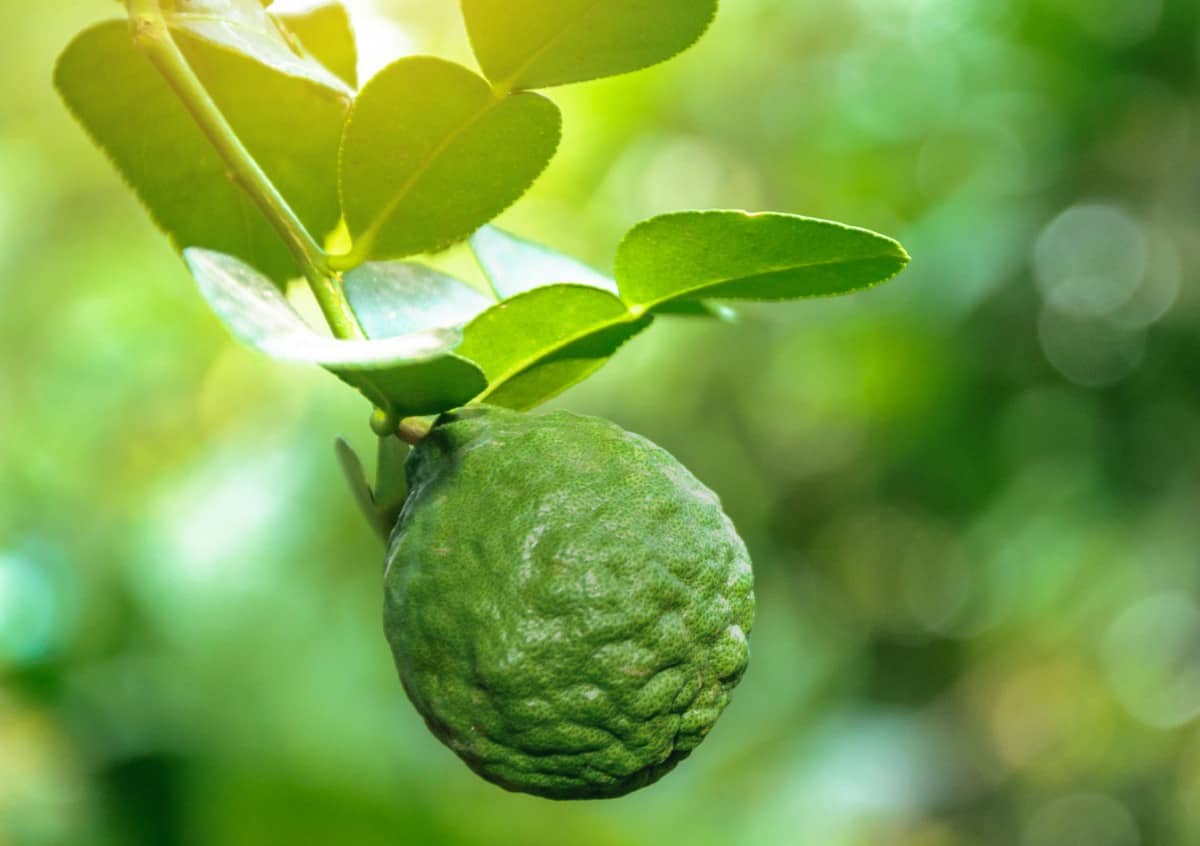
[184,248,486,417]
[58,3,912,429]
[343,230,656,411]
[56,3,350,283]
[462,0,719,90]
[184,211,908,416]
[57,22,293,281]
[615,211,911,312]
[339,57,561,262]
[343,249,649,411]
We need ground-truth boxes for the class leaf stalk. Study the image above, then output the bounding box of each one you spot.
[123,0,365,341]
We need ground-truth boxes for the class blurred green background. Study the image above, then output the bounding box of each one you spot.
[4,0,1200,843]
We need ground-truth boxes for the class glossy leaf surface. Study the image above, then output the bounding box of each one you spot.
[458,284,650,409]
[57,22,292,280]
[470,225,617,298]
[184,248,486,417]
[344,261,492,338]
[616,211,911,311]
[178,33,348,250]
[56,18,348,282]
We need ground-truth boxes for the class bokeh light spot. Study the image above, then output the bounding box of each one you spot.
[1034,204,1146,319]
[1038,306,1144,388]
[1058,0,1163,47]
[1024,793,1140,846]
[0,551,62,666]
[1104,593,1200,729]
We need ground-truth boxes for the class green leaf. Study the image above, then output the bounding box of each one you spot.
[462,0,718,90]
[458,284,651,410]
[335,434,410,543]
[184,248,487,417]
[615,211,911,312]
[174,8,350,253]
[57,22,290,280]
[55,19,348,282]
[335,437,389,539]
[470,225,617,298]
[339,57,561,261]
[165,0,352,94]
[653,300,738,321]
[344,261,493,338]
[276,3,358,89]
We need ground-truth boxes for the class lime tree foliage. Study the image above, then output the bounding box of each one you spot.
[56,0,909,799]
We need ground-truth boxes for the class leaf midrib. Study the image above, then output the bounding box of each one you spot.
[472,305,642,402]
[348,92,504,259]
[626,251,909,310]
[492,0,607,89]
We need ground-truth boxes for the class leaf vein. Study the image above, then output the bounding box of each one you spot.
[493,0,606,90]
[351,95,504,259]
[630,252,908,309]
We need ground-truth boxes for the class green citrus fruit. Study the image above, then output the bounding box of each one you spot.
[382,406,754,800]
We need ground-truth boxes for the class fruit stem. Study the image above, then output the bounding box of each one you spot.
[396,418,433,446]
[124,0,365,341]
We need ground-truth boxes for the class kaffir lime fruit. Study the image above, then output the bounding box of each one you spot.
[383,406,754,799]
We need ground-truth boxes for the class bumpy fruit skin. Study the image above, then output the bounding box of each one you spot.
[383,406,754,800]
